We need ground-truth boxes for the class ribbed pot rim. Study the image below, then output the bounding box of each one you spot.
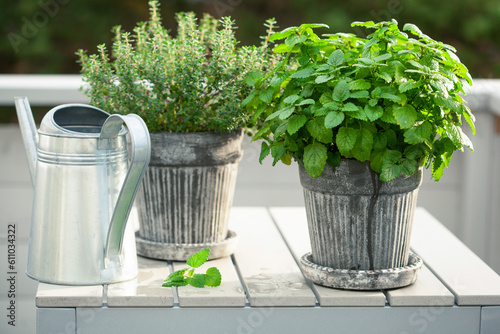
[148,129,244,167]
[299,159,423,196]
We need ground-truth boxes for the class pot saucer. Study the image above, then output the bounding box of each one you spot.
[135,230,238,261]
[299,252,423,290]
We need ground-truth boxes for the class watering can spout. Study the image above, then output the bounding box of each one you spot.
[14,97,38,186]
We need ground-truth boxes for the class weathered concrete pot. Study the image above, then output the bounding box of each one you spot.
[298,159,423,290]
[135,130,243,260]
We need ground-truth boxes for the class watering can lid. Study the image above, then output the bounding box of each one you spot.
[39,103,126,137]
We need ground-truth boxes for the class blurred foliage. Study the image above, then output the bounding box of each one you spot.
[1,0,499,77]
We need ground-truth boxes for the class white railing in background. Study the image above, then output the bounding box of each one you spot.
[0,74,88,105]
[1,74,500,112]
[0,74,499,275]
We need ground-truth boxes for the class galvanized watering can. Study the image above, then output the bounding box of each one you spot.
[15,97,151,285]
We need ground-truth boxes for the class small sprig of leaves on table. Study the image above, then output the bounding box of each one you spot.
[162,249,222,288]
[243,20,475,182]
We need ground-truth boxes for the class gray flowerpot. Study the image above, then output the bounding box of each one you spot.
[299,159,423,289]
[135,130,243,260]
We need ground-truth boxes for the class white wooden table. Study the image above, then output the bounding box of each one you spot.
[35,207,500,334]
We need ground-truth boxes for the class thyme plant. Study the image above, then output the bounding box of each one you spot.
[244,20,475,182]
[77,1,277,133]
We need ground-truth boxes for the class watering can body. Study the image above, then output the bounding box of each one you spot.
[15,97,151,285]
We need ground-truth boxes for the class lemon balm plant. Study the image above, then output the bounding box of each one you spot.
[244,20,475,182]
[244,20,476,290]
[76,1,278,261]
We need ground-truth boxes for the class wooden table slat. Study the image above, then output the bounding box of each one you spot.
[385,265,455,306]
[107,256,174,307]
[75,305,482,334]
[36,283,102,308]
[411,208,500,306]
[269,207,387,306]
[230,207,317,307]
[37,308,76,334]
[480,306,500,334]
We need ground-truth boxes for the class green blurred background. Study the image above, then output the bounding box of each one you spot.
[2,0,499,76]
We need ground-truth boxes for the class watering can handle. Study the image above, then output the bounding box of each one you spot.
[100,114,151,268]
